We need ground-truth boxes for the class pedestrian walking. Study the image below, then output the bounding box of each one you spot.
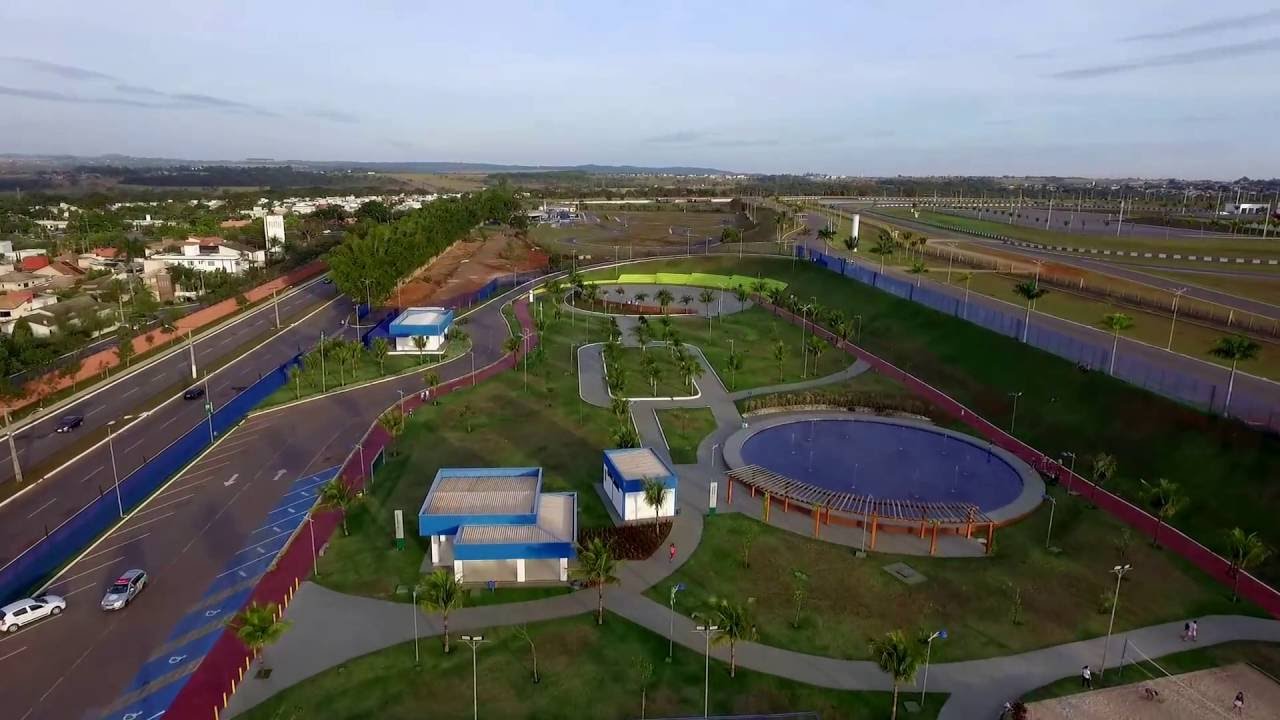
[1190,619,1199,641]
[1182,621,1191,641]
[1081,665,1093,689]
[1233,690,1244,714]
[668,543,677,563]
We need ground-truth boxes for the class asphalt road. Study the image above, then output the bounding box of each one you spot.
[0,278,347,575]
[843,204,1280,321]
[0,281,519,720]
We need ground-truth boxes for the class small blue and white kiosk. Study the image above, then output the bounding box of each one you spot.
[388,306,454,354]
[602,448,678,522]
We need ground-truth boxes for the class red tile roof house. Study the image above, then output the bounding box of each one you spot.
[0,291,58,334]
[17,255,50,273]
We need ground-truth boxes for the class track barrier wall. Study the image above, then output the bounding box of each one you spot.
[796,246,1279,432]
[759,274,1280,618]
[0,354,302,604]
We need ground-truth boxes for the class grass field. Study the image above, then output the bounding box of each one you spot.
[237,612,936,720]
[656,408,718,463]
[312,306,624,600]
[585,271,788,293]
[531,210,734,255]
[1142,268,1280,308]
[583,256,1280,584]
[262,341,469,408]
[609,347,691,398]
[886,208,1280,258]
[1022,641,1280,701]
[650,504,1254,663]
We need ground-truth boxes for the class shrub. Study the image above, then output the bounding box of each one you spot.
[580,522,673,560]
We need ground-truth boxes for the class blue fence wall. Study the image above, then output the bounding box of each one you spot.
[0,354,301,603]
[796,246,1278,429]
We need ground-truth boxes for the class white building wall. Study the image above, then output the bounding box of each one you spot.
[393,334,445,352]
[624,488,675,521]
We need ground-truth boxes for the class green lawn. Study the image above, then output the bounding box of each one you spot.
[651,502,1254,664]
[656,408,718,463]
[238,613,939,720]
[263,341,469,408]
[608,346,693,398]
[313,304,623,600]
[586,255,1280,585]
[1022,641,1280,702]
[1143,268,1280,307]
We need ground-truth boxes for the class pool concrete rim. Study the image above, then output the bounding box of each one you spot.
[722,410,1044,525]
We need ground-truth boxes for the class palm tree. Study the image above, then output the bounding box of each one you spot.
[699,288,716,331]
[734,285,750,310]
[773,339,786,380]
[503,335,522,357]
[641,476,667,534]
[726,347,745,390]
[634,291,649,306]
[412,334,428,364]
[457,402,474,432]
[370,337,390,375]
[679,294,694,312]
[424,371,440,400]
[1225,528,1272,602]
[633,321,650,351]
[869,630,922,720]
[1140,478,1186,547]
[574,538,618,625]
[702,597,757,677]
[1100,312,1134,376]
[232,602,292,668]
[804,334,826,377]
[679,351,704,393]
[655,288,674,314]
[1209,335,1261,414]
[1012,280,1048,342]
[643,354,662,395]
[318,478,358,535]
[377,407,406,455]
[1091,452,1117,491]
[417,568,466,653]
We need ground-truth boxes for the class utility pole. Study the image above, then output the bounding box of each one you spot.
[188,330,198,380]
[694,624,720,718]
[2,408,23,484]
[460,635,488,720]
[1099,564,1132,678]
[272,289,281,329]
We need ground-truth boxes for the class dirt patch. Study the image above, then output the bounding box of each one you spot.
[395,231,547,307]
[1028,663,1280,719]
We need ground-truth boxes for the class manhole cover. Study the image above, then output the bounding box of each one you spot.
[882,562,927,585]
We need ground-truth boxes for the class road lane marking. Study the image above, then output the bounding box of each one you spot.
[129,493,195,517]
[62,582,100,598]
[122,437,147,455]
[215,554,273,579]
[85,406,105,417]
[179,459,230,477]
[0,646,27,662]
[79,464,104,483]
[52,555,125,585]
[82,532,152,562]
[114,510,178,534]
[121,387,139,398]
[25,497,58,519]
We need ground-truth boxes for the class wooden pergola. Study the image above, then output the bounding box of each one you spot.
[725,464,995,555]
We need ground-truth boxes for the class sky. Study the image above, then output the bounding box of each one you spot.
[1,1,1278,179]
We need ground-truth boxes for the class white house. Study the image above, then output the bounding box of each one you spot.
[0,272,50,292]
[0,292,59,334]
[387,307,455,354]
[147,236,267,274]
[602,448,678,522]
[264,215,286,255]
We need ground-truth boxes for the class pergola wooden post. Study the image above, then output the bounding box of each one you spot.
[783,497,790,513]
[726,475,734,504]
[985,522,995,555]
[929,522,939,556]
[965,507,975,539]
[918,520,927,539]
[763,492,771,522]
[869,513,880,550]
[812,507,820,538]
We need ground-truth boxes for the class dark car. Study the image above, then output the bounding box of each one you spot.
[55,415,83,433]
[182,387,205,400]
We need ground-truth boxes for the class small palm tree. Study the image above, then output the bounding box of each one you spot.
[1225,528,1271,602]
[773,339,786,380]
[231,602,292,668]
[1140,478,1186,547]
[634,291,649,305]
[1101,312,1134,376]
[412,334,428,364]
[734,285,749,310]
[424,371,440,399]
[726,347,745,390]
[703,597,757,677]
[1013,280,1048,343]
[655,288,674,313]
[370,337,390,374]
[869,630,922,720]
[457,402,474,432]
[699,288,716,330]
[804,334,826,377]
[644,356,662,395]
[641,476,667,534]
[1209,335,1261,414]
[574,538,619,625]
[1091,452,1117,491]
[377,407,406,455]
[318,478,358,535]
[633,321,650,350]
[417,568,466,653]
[503,335,522,356]
[679,294,694,311]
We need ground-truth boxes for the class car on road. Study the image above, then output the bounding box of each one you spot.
[55,415,83,433]
[101,569,148,611]
[1,595,66,632]
[183,386,205,400]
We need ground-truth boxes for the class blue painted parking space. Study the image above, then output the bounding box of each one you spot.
[99,467,338,720]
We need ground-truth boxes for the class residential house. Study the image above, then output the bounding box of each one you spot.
[24,296,120,339]
[77,247,122,270]
[146,236,266,275]
[33,260,86,289]
[0,291,59,334]
[0,271,51,293]
[17,255,50,273]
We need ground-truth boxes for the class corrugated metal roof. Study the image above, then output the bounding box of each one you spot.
[607,448,672,481]
[426,475,538,515]
[456,524,557,544]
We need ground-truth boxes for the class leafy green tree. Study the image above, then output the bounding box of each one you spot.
[655,288,674,314]
[115,327,136,368]
[869,630,922,720]
[232,602,292,668]
[790,569,809,628]
[701,597,757,677]
[1225,528,1271,602]
[318,478,359,535]
[1091,453,1117,491]
[574,538,619,625]
[377,407,406,454]
[1140,478,1186,547]
[1101,312,1134,376]
[1209,335,1261,414]
[634,656,654,720]
[370,337,390,374]
[417,568,466,653]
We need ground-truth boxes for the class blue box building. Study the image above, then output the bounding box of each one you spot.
[602,448,677,522]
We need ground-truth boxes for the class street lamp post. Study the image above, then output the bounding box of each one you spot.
[694,624,720,718]
[203,374,215,442]
[667,583,686,662]
[107,420,124,517]
[1100,564,1132,678]
[919,629,948,706]
[460,635,488,720]
[2,408,23,484]
[412,587,419,664]
[1008,391,1023,433]
[1167,288,1187,351]
[188,330,198,380]
[398,389,405,414]
[1043,493,1057,549]
[1060,451,1077,493]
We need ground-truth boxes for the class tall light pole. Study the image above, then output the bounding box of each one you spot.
[919,629,948,706]
[694,624,720,718]
[1060,451,1077,493]
[203,373,215,442]
[667,583,686,662]
[1043,493,1057,549]
[107,419,124,517]
[2,408,23,484]
[188,330,198,380]
[411,586,420,664]
[460,635,488,720]
[272,289,282,330]
[1167,288,1187,351]
[1100,564,1132,678]
[1008,391,1023,433]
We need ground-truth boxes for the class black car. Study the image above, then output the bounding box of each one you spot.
[183,387,205,400]
[55,415,83,433]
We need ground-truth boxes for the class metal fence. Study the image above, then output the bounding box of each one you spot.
[796,246,1280,432]
[0,354,302,603]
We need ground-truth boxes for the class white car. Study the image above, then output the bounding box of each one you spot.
[0,595,66,633]
[101,569,148,611]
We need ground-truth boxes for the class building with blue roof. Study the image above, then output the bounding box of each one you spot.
[418,467,577,584]
[602,448,678,522]
[388,306,454,354]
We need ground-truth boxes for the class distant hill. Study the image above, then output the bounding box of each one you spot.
[0,154,736,176]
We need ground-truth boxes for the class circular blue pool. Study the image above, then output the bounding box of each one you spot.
[739,418,1026,512]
